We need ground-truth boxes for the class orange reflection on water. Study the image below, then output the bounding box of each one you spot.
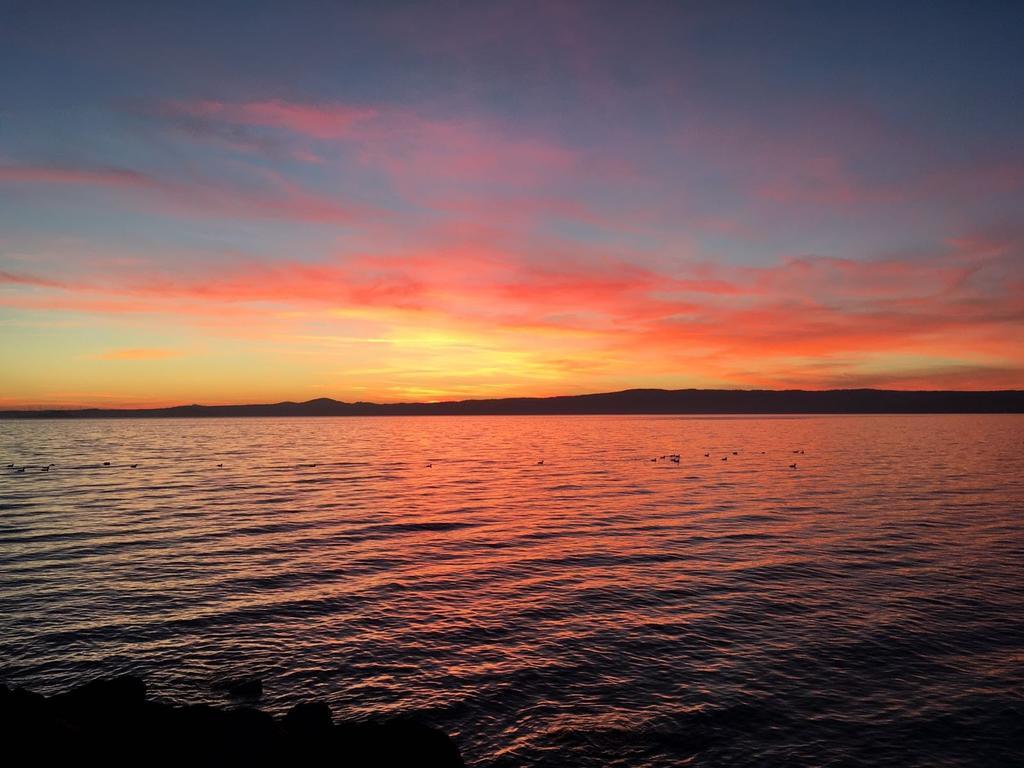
[1,414,1022,765]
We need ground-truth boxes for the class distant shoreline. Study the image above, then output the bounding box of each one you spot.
[3,388,1023,418]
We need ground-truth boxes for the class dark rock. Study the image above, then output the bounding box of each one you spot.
[224,706,280,750]
[0,679,464,766]
[51,675,146,718]
[283,701,333,736]
[0,684,54,724]
[173,702,231,739]
[334,719,465,767]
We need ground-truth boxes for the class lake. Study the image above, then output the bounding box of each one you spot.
[1,414,1022,766]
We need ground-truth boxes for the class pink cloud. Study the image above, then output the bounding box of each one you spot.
[672,100,1024,214]
[1,269,76,289]
[0,162,370,225]
[169,99,376,139]
[4,226,1021,389]
[0,164,154,188]
[161,99,582,192]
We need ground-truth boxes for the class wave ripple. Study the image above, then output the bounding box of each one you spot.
[1,414,1022,767]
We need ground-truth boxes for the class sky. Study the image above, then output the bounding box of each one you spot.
[1,0,1023,407]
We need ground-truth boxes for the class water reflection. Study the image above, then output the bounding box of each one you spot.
[1,414,1022,766]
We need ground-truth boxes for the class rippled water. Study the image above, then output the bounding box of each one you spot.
[1,415,1022,766]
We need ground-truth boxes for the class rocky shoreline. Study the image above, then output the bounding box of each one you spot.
[0,676,464,765]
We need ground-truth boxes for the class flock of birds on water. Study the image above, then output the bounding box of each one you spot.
[650,449,804,470]
[4,450,807,475]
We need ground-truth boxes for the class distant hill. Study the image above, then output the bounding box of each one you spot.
[2,388,1023,418]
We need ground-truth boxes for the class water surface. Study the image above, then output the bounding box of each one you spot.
[1,415,1022,766]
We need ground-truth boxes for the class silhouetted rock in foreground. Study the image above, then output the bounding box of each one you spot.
[0,676,464,766]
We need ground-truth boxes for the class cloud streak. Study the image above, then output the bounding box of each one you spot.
[0,162,370,225]
[5,220,1022,402]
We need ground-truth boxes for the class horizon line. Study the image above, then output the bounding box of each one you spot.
[3,386,1023,416]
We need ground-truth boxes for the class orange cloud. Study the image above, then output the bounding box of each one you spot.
[4,223,1022,401]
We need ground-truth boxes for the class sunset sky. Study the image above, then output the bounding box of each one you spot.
[2,1,1023,407]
